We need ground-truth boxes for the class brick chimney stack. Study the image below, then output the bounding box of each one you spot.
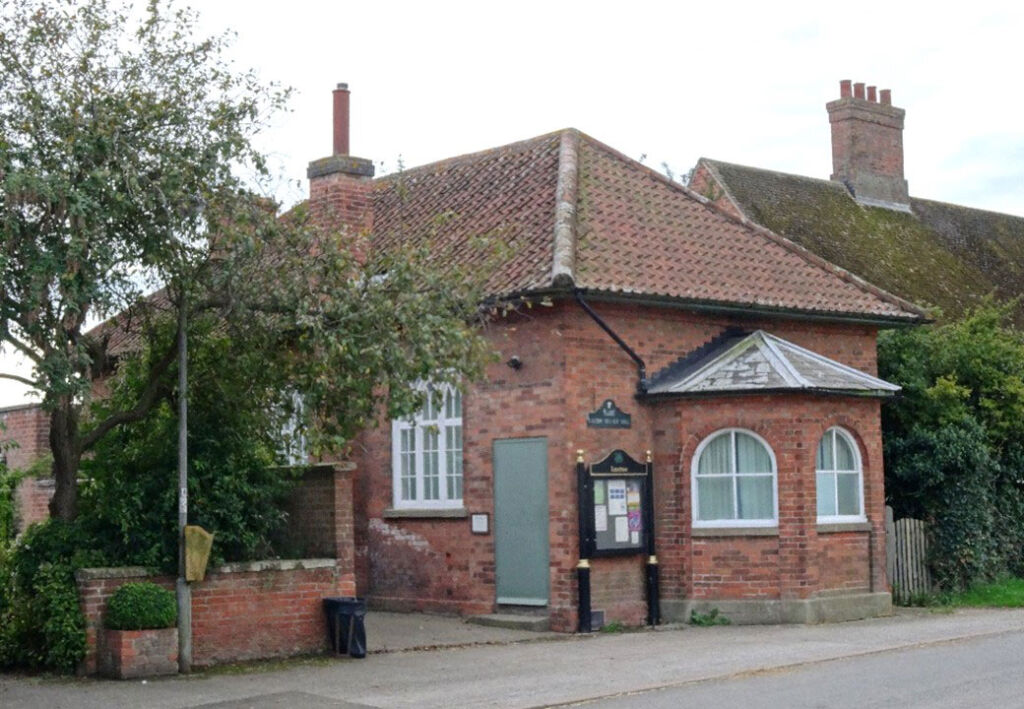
[826,79,909,209]
[307,83,374,238]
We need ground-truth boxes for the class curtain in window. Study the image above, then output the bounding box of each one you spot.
[816,429,861,518]
[696,430,774,522]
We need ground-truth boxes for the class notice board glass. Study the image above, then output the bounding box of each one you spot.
[579,449,651,558]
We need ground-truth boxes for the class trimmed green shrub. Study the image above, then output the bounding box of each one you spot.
[105,582,177,630]
[0,520,106,672]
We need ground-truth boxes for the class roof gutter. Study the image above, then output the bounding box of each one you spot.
[498,289,927,328]
[642,387,899,402]
[574,289,648,395]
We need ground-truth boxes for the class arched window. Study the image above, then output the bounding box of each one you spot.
[692,429,777,527]
[816,427,864,521]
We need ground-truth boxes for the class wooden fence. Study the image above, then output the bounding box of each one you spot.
[885,505,932,603]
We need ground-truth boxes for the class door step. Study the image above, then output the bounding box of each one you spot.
[466,613,551,632]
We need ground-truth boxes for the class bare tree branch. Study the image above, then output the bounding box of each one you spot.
[0,332,43,364]
[0,371,40,388]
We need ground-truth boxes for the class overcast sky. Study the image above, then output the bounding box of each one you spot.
[3,0,1022,407]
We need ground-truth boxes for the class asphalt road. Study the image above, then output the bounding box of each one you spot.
[583,630,1024,708]
[3,609,1024,708]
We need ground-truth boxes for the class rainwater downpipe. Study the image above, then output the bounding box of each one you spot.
[573,290,648,395]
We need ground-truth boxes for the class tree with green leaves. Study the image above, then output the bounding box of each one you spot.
[0,0,495,521]
[879,300,1024,587]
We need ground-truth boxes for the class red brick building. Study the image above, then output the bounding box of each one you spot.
[309,85,925,630]
[14,82,977,634]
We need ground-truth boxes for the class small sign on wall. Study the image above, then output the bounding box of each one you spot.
[471,513,489,535]
[586,399,632,429]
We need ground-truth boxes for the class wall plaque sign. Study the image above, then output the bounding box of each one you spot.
[586,399,632,429]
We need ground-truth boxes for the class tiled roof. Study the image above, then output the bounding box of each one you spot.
[86,288,172,358]
[370,130,924,323]
[372,133,562,297]
[571,138,921,320]
[698,158,1024,323]
[646,330,900,398]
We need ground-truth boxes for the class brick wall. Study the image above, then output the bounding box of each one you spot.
[76,463,357,673]
[348,299,888,629]
[351,309,569,622]
[1,404,49,471]
[656,394,886,604]
[77,559,355,673]
[688,163,745,220]
[13,476,54,532]
[1,404,55,532]
[279,463,356,560]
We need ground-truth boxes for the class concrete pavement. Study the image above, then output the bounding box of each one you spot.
[3,608,1024,708]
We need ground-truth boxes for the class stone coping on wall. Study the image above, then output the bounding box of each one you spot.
[382,507,469,519]
[76,558,338,582]
[269,460,356,473]
[690,527,779,538]
[816,522,872,533]
[212,558,337,574]
[0,402,44,414]
[76,566,152,582]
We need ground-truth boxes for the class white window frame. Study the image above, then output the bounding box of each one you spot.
[691,428,778,529]
[815,427,866,523]
[277,390,307,466]
[390,383,464,510]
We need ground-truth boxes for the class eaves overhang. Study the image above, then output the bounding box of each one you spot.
[485,287,928,328]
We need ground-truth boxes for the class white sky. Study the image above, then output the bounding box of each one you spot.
[3,0,1023,407]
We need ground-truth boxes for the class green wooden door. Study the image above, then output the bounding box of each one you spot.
[493,437,549,606]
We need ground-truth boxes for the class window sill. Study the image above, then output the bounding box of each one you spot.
[691,527,779,538]
[817,522,871,533]
[383,507,469,519]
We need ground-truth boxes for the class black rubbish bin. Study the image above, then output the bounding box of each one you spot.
[323,596,367,658]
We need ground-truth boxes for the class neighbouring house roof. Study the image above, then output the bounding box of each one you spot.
[87,288,173,358]
[370,130,925,325]
[695,158,1024,323]
[645,329,900,398]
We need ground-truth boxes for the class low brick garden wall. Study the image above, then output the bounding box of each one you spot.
[77,558,356,674]
[75,462,358,674]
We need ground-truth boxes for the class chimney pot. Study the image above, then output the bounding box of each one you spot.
[840,79,852,98]
[332,82,351,156]
[867,86,877,102]
[880,89,892,106]
[854,82,866,100]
